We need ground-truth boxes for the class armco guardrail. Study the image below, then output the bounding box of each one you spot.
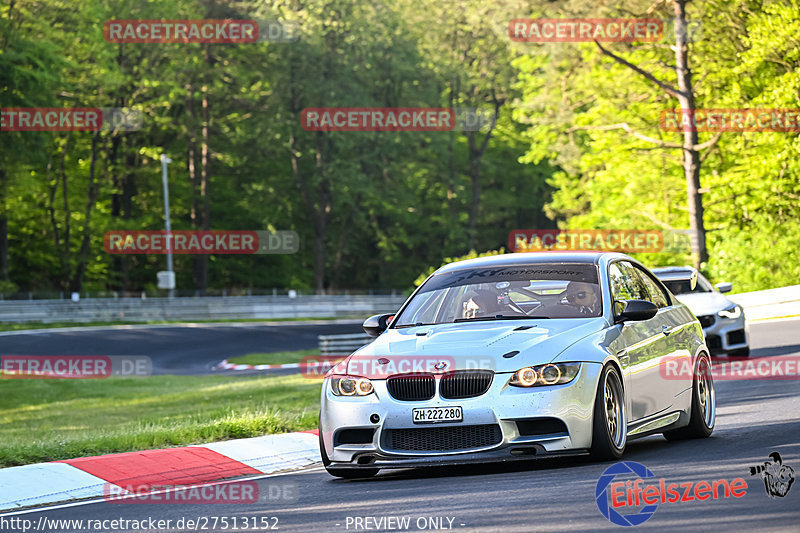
[0,295,408,324]
[0,285,795,326]
[729,285,800,321]
[318,333,373,356]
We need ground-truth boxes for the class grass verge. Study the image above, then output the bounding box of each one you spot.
[0,374,321,467]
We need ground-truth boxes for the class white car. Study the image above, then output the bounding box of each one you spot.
[652,266,749,357]
[319,253,715,478]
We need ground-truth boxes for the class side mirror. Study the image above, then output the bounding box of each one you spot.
[615,299,658,322]
[363,313,394,337]
[715,282,732,293]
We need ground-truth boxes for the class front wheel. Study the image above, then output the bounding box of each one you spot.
[590,365,627,460]
[663,355,715,440]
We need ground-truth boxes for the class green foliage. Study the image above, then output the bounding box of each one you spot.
[1,0,796,295]
[514,0,800,291]
[1,0,553,294]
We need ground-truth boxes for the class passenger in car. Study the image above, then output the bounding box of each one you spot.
[563,281,601,316]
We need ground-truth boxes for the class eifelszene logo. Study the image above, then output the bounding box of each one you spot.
[596,462,659,527]
[749,452,795,498]
[595,461,748,527]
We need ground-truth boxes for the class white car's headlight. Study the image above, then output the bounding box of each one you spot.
[718,304,742,320]
[330,375,374,396]
[509,363,581,388]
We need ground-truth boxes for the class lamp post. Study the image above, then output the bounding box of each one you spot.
[160,154,175,299]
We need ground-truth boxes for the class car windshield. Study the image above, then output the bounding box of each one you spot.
[661,274,712,295]
[393,263,602,326]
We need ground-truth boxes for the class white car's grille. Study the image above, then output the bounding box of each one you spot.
[439,370,493,399]
[386,373,435,401]
[383,424,502,452]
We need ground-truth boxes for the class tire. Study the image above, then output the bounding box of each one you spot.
[590,365,627,460]
[319,422,380,479]
[727,347,750,358]
[663,355,715,441]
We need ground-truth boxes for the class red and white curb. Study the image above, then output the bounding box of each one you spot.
[214,359,342,371]
[0,430,320,512]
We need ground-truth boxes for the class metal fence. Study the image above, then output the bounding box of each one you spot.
[0,294,408,324]
[1,284,795,326]
[318,333,373,356]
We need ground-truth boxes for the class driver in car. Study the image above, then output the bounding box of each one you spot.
[462,289,498,319]
[564,281,600,316]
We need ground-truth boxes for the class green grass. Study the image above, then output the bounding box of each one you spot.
[0,374,322,467]
[226,349,319,366]
[0,317,349,332]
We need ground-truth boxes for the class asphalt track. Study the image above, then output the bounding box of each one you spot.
[0,321,363,375]
[4,318,799,532]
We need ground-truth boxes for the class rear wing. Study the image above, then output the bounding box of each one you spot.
[653,269,698,291]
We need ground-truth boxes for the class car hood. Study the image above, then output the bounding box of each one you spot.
[346,318,607,376]
[673,292,733,316]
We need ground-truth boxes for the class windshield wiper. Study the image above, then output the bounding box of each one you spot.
[395,322,436,329]
[453,315,546,322]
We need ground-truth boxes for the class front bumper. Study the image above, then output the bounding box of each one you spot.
[319,362,602,469]
[696,313,749,354]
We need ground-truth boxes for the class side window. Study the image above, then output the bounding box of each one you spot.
[609,263,634,301]
[634,267,670,308]
[609,262,644,315]
[609,262,649,301]
[619,262,650,302]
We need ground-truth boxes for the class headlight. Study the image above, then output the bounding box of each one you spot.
[718,305,742,320]
[330,375,374,396]
[509,363,581,387]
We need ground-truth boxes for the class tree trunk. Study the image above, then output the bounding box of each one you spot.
[466,99,501,251]
[187,82,203,292]
[674,0,708,268]
[70,131,100,292]
[467,136,481,251]
[59,137,71,292]
[287,53,328,293]
[197,48,211,294]
[0,168,8,282]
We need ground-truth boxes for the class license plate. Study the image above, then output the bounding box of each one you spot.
[412,406,463,424]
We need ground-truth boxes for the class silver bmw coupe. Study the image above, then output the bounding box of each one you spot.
[319,252,715,478]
